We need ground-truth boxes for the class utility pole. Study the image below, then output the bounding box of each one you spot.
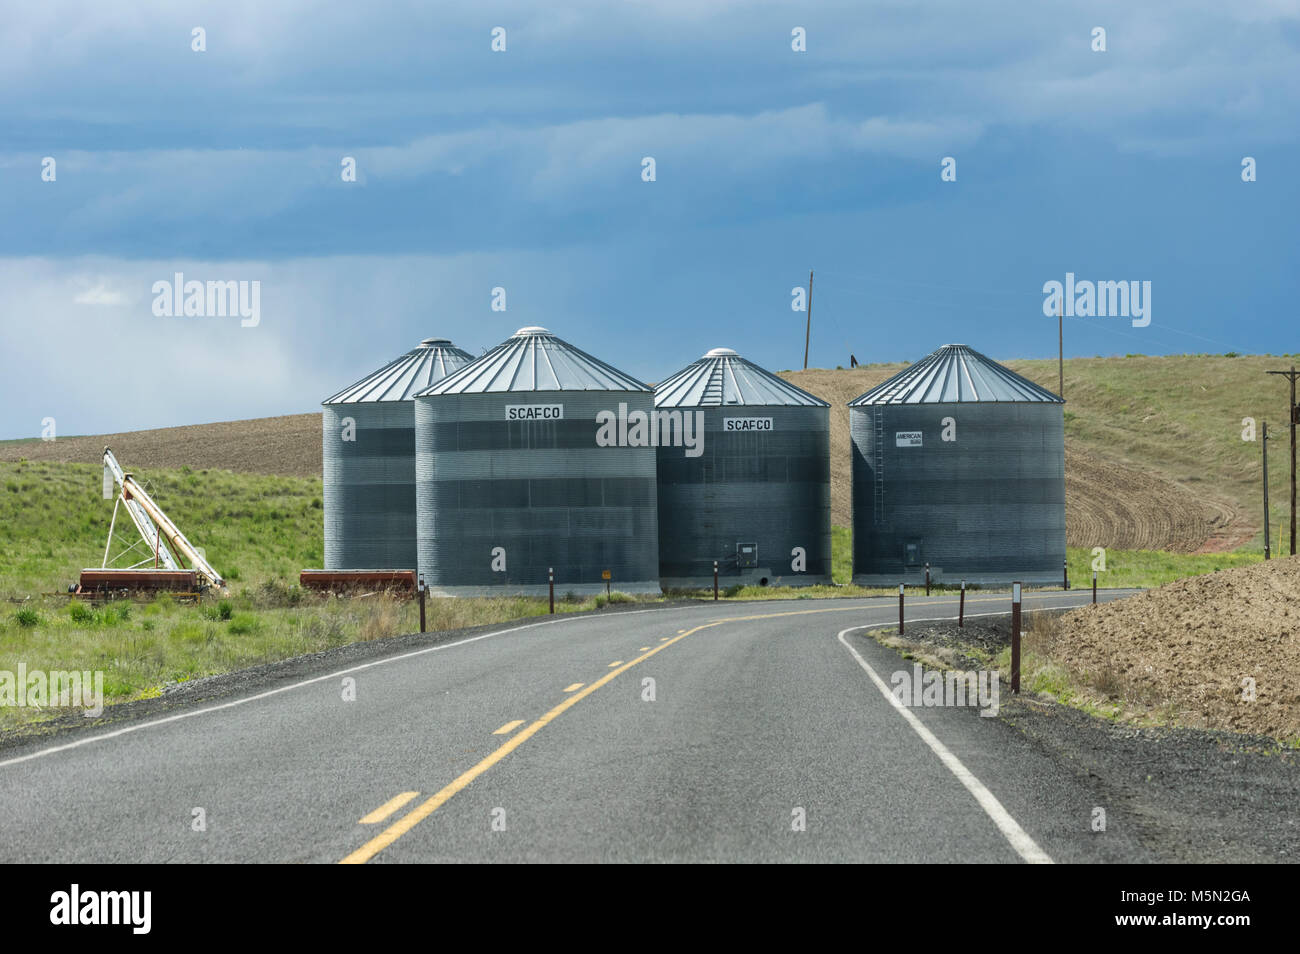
[1265,366,1299,556]
[803,269,813,370]
[1263,420,1271,560]
[1058,297,1064,397]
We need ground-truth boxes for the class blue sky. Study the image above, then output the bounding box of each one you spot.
[2,0,1298,438]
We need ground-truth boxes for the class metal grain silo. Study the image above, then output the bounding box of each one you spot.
[849,344,1065,585]
[414,326,660,595]
[322,337,473,570]
[654,348,831,588]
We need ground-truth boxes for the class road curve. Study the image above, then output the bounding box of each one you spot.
[0,589,1150,863]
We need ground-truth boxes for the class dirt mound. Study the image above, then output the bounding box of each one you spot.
[0,414,321,478]
[1050,557,1300,740]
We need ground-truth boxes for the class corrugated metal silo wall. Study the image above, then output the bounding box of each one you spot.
[851,403,1065,581]
[415,391,660,591]
[657,406,831,584]
[322,402,419,570]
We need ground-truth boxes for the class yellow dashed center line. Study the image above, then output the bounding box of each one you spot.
[358,791,420,825]
[493,719,525,735]
[563,683,584,692]
[608,660,623,667]
[338,593,1089,863]
[639,646,651,651]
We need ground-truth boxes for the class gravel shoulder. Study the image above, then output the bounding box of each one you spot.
[868,615,1300,863]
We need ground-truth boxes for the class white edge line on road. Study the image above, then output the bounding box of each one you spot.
[0,605,683,770]
[836,609,1077,865]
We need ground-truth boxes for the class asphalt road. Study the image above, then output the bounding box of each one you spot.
[0,588,1150,863]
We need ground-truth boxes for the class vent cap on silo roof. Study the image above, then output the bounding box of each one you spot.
[847,344,1063,405]
[417,327,650,394]
[655,347,829,407]
[323,337,474,404]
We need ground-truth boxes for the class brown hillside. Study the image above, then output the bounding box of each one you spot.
[0,414,322,478]
[0,359,1255,554]
[781,366,1247,553]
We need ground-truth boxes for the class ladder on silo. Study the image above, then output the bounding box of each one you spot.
[872,409,885,525]
[703,360,725,404]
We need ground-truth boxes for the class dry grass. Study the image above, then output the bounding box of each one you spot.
[357,594,404,642]
[1023,611,1064,657]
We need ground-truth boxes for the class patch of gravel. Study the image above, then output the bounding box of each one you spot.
[1001,699,1300,863]
[875,615,1300,863]
[891,617,1012,668]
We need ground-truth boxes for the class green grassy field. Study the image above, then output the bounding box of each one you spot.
[1,460,322,595]
[0,459,680,730]
[1008,353,1300,552]
[1065,545,1261,589]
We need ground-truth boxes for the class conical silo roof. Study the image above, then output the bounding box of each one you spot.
[848,344,1063,405]
[417,326,650,394]
[323,337,474,404]
[655,347,829,407]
